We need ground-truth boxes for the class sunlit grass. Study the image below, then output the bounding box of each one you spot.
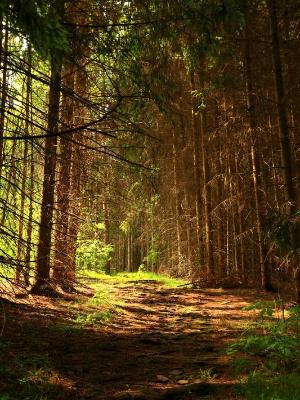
[61,270,188,328]
[79,269,188,287]
[74,310,113,326]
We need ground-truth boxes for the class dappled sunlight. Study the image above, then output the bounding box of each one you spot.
[0,275,276,399]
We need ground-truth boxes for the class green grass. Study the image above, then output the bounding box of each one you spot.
[74,310,113,326]
[70,270,187,327]
[0,353,61,400]
[228,302,300,400]
[70,283,123,326]
[238,372,300,400]
[88,285,124,307]
[79,269,188,287]
[196,367,217,381]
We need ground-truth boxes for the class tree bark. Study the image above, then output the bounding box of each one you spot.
[267,0,297,211]
[16,46,32,283]
[198,71,213,276]
[190,70,203,267]
[244,10,270,289]
[0,20,9,178]
[53,65,75,286]
[32,2,64,293]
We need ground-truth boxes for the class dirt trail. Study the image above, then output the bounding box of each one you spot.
[0,280,273,400]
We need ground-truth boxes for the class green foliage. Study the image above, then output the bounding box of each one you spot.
[138,263,147,273]
[0,394,11,400]
[76,240,114,272]
[74,310,113,326]
[265,210,300,252]
[143,245,159,266]
[229,301,300,400]
[120,219,130,233]
[239,372,300,400]
[0,353,60,400]
[197,367,217,381]
[1,0,68,58]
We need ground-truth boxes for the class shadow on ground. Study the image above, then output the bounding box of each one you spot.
[0,283,274,399]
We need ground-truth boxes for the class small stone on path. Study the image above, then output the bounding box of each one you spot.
[156,374,169,383]
[177,379,189,385]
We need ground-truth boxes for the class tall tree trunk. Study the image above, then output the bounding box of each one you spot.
[67,66,87,281]
[53,65,75,286]
[67,144,82,282]
[172,128,183,265]
[0,20,9,178]
[24,141,34,286]
[190,71,203,267]
[244,11,270,289]
[267,0,297,210]
[32,2,64,293]
[267,0,299,299]
[198,70,213,276]
[66,0,90,282]
[16,46,32,283]
[103,199,111,274]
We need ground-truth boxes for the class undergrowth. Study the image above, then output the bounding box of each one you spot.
[71,284,121,325]
[228,300,300,400]
[74,310,113,326]
[0,350,61,400]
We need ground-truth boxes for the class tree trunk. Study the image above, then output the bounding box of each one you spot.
[198,71,213,276]
[267,0,299,299]
[32,2,64,293]
[16,46,32,283]
[0,21,9,177]
[103,199,111,274]
[190,70,203,267]
[244,10,270,289]
[53,65,75,286]
[24,142,34,286]
[172,129,183,265]
[267,0,297,210]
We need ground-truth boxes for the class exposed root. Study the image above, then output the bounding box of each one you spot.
[112,383,234,400]
[30,282,63,297]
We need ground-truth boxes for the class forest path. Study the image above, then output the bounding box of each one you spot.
[0,278,273,400]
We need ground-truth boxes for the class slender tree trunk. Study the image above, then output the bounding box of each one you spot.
[1,130,17,225]
[16,46,32,283]
[103,199,111,274]
[67,64,87,282]
[234,156,245,282]
[244,12,270,289]
[24,142,34,286]
[198,71,213,276]
[67,144,82,282]
[228,158,238,274]
[171,129,183,264]
[0,21,9,177]
[190,71,202,266]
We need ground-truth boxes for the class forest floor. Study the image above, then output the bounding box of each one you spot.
[0,273,275,400]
